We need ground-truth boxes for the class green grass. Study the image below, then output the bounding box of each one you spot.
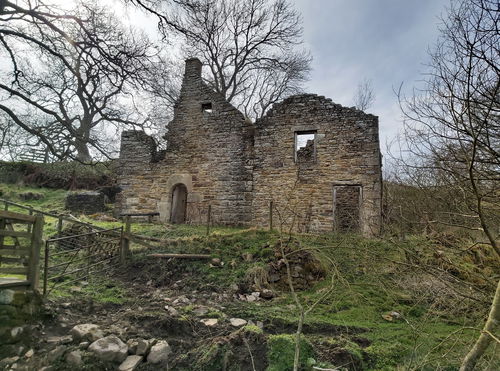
[138,230,496,370]
[0,183,68,212]
[1,182,498,370]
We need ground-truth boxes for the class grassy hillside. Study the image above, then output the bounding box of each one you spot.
[0,183,498,370]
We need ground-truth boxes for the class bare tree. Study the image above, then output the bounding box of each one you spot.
[353,78,375,111]
[0,1,111,85]
[0,1,158,162]
[397,0,499,369]
[141,53,183,146]
[130,0,311,120]
[0,113,53,161]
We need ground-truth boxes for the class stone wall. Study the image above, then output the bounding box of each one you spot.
[116,59,382,236]
[116,58,254,225]
[0,288,42,347]
[252,94,382,235]
[65,192,105,214]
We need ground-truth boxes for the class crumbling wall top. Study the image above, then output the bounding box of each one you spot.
[256,93,378,127]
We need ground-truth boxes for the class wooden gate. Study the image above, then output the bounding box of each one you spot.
[0,210,44,291]
[42,227,123,296]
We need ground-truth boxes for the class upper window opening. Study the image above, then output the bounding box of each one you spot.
[202,102,213,113]
[295,131,316,163]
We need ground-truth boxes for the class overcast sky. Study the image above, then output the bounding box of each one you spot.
[119,0,451,153]
[76,0,451,150]
[293,0,450,153]
[7,0,451,159]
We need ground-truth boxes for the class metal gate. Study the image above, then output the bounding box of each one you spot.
[42,227,123,296]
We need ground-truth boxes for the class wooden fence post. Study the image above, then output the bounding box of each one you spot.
[269,201,273,231]
[206,205,211,236]
[121,216,131,263]
[28,214,44,292]
[0,212,4,248]
[27,207,33,233]
[43,242,49,296]
[57,216,63,238]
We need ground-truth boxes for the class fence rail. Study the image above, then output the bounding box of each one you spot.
[0,198,158,249]
[0,199,152,294]
[1,198,99,231]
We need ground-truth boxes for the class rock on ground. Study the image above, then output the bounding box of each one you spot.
[70,324,103,342]
[118,355,143,371]
[47,346,66,362]
[135,339,150,356]
[146,341,171,364]
[0,356,19,369]
[88,335,128,363]
[126,338,150,355]
[200,318,218,327]
[229,318,247,327]
[46,335,72,345]
[65,350,82,366]
[0,289,14,304]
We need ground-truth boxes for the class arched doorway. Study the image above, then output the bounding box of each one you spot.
[170,184,188,224]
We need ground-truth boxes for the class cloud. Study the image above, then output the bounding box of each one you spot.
[294,0,449,152]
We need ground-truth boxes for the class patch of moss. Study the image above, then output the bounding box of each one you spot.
[243,324,263,334]
[267,334,314,371]
[192,343,227,370]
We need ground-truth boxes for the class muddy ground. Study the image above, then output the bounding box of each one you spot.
[1,257,371,371]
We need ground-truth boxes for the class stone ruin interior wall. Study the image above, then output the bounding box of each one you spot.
[252,94,382,235]
[116,59,254,225]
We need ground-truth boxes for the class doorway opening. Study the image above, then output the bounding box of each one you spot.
[333,185,361,232]
[170,184,188,224]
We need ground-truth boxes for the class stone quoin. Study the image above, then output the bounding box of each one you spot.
[115,58,382,236]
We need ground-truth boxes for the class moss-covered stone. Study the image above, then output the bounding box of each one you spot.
[0,290,42,347]
[242,324,263,334]
[0,289,15,304]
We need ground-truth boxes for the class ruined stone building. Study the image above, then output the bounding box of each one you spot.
[116,58,382,236]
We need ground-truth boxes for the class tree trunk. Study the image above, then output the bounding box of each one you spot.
[460,277,500,371]
[293,309,304,371]
[74,140,91,162]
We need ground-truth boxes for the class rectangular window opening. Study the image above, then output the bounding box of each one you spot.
[202,102,213,113]
[295,131,316,163]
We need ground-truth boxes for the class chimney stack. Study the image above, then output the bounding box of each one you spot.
[184,58,202,79]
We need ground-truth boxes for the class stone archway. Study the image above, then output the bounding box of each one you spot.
[170,183,188,224]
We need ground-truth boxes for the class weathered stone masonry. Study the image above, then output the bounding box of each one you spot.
[252,95,382,235]
[116,58,254,225]
[116,58,382,236]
